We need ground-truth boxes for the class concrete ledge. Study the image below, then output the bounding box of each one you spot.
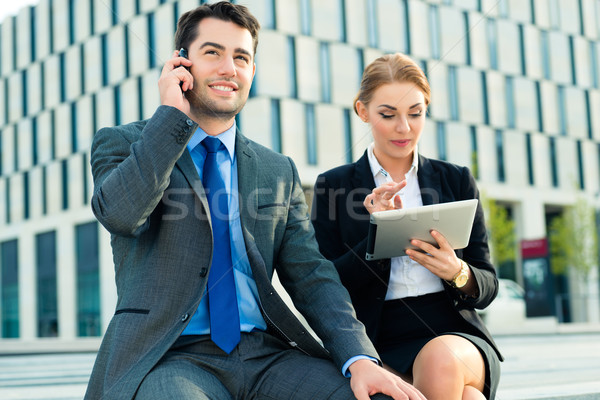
[488,318,600,336]
[0,338,101,355]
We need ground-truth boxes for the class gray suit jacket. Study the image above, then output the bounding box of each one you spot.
[85,106,377,399]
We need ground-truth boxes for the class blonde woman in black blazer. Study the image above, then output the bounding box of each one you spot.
[311,53,502,400]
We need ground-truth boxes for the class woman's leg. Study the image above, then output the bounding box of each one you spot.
[411,335,486,400]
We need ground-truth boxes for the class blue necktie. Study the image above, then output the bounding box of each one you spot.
[201,136,240,353]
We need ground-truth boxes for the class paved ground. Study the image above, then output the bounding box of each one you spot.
[0,332,599,399]
[495,333,600,400]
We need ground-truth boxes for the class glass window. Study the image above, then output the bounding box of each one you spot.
[535,81,544,132]
[340,0,347,42]
[519,24,526,75]
[367,0,377,48]
[69,0,75,44]
[577,140,584,189]
[343,108,352,164]
[557,85,567,136]
[437,122,446,161]
[76,221,101,337]
[541,30,551,80]
[288,36,297,99]
[429,5,440,59]
[549,137,559,187]
[495,130,505,182]
[42,165,48,215]
[1,239,19,338]
[569,36,577,85]
[147,12,156,69]
[61,159,69,210]
[71,102,78,153]
[111,0,119,26]
[30,6,36,62]
[300,0,312,36]
[306,103,317,165]
[59,53,66,103]
[114,85,121,126]
[32,117,38,166]
[24,171,30,220]
[448,66,459,121]
[526,133,534,185]
[21,70,28,118]
[37,230,58,337]
[530,0,536,24]
[320,42,331,103]
[403,0,411,54]
[487,18,497,70]
[101,33,108,86]
[577,0,585,35]
[464,11,471,65]
[498,0,510,17]
[506,76,515,129]
[270,99,281,153]
[11,15,17,72]
[470,126,478,179]
[586,90,593,139]
[481,71,489,125]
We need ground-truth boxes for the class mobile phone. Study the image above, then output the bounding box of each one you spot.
[179,48,189,69]
[179,48,189,89]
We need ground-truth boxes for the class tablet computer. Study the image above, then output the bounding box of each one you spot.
[365,199,478,260]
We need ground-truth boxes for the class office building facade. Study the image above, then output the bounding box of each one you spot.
[1,0,599,348]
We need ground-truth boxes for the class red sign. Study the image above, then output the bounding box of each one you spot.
[521,238,548,258]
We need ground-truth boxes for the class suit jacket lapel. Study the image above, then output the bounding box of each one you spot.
[235,132,258,239]
[175,149,210,217]
[351,151,377,191]
[417,154,442,206]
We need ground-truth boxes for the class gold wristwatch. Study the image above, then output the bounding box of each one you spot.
[449,260,469,288]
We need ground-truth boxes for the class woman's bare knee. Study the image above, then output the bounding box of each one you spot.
[411,335,486,399]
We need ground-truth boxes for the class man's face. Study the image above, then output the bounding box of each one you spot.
[185,17,255,123]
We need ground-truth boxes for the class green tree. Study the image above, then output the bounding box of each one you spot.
[484,198,517,267]
[548,198,598,277]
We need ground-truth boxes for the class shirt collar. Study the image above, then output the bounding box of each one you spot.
[187,122,237,162]
[366,142,419,180]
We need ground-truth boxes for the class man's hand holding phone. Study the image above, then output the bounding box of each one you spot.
[158,49,194,115]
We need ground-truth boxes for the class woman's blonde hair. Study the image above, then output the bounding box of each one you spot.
[353,53,431,115]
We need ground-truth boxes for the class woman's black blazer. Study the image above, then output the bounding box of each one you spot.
[311,151,503,360]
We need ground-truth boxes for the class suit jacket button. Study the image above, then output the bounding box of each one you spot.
[186,119,194,126]
[181,313,189,322]
[199,267,208,277]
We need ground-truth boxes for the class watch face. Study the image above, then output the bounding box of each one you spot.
[455,274,468,288]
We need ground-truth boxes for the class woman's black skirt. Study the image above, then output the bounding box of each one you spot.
[375,291,500,399]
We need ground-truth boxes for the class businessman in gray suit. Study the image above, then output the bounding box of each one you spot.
[85,2,425,399]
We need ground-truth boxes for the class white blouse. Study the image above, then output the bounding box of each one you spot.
[366,143,444,300]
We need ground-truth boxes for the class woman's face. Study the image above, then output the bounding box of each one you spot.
[356,81,427,168]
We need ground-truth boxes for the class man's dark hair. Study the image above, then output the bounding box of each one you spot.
[174,1,260,55]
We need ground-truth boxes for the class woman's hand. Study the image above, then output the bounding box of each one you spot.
[363,181,407,214]
[405,230,461,281]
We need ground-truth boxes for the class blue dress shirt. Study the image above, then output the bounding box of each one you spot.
[181,123,267,335]
[180,123,374,375]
